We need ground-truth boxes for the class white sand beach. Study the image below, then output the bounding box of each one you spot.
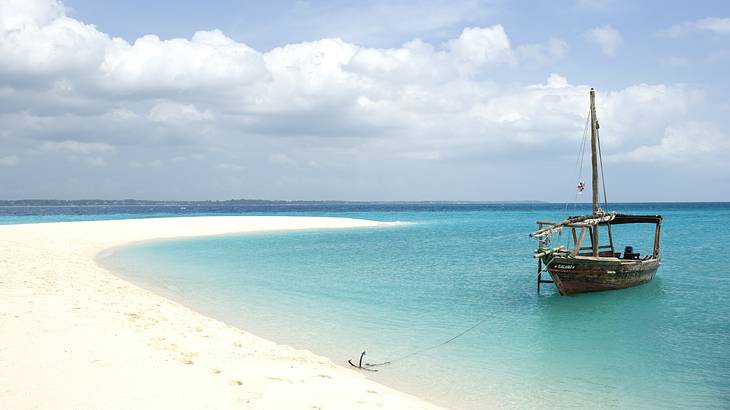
[0,216,444,409]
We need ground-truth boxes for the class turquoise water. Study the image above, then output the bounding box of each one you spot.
[99,204,729,409]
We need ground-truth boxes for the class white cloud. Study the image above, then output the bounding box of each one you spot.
[0,1,109,77]
[0,2,699,158]
[610,123,730,163]
[100,30,268,94]
[0,155,19,166]
[448,25,514,68]
[586,25,622,56]
[347,39,445,83]
[0,0,64,31]
[147,102,212,123]
[41,140,115,154]
[529,73,570,89]
[346,27,521,85]
[661,17,730,37]
[264,38,358,102]
[0,0,724,200]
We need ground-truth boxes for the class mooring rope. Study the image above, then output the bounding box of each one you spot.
[350,314,493,370]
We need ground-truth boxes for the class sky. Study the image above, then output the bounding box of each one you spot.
[0,0,729,201]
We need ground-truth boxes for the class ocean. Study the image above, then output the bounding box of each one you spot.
[4,202,729,409]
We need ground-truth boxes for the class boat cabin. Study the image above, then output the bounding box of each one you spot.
[534,213,662,261]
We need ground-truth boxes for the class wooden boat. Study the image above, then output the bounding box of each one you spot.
[530,89,662,296]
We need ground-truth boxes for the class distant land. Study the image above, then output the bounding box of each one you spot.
[0,199,549,206]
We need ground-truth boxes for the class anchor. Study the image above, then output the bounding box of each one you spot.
[348,351,378,372]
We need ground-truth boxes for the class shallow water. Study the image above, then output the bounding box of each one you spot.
[33,203,730,409]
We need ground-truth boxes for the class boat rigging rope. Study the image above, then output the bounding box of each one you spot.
[596,125,609,211]
[565,109,591,216]
[349,314,494,371]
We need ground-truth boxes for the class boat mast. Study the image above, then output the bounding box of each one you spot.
[590,88,599,256]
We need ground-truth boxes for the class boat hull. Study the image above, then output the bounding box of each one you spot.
[543,256,660,296]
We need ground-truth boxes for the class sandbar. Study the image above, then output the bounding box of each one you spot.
[0,216,444,409]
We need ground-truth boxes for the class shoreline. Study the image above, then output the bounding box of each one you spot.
[0,216,444,409]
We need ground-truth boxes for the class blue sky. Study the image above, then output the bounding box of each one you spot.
[1,0,729,201]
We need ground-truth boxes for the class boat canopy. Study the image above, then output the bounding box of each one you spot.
[531,212,661,239]
[599,214,662,225]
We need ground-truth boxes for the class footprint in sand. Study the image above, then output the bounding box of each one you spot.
[265,376,292,383]
[177,351,197,365]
